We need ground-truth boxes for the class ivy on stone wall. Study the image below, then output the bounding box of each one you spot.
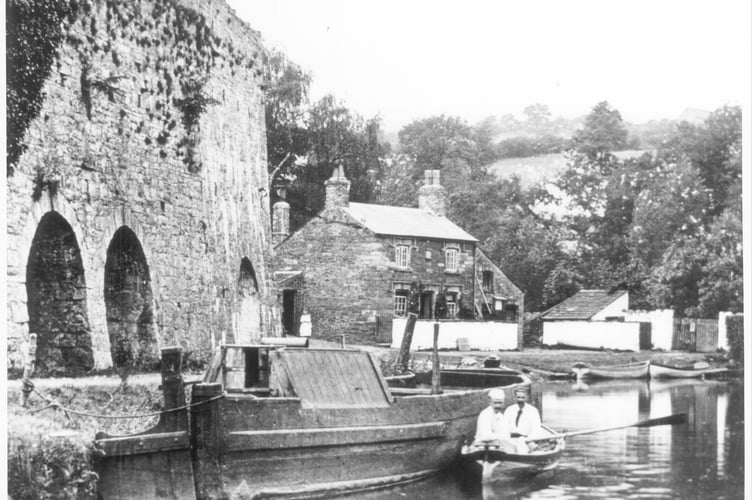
[7,0,264,177]
[6,0,77,176]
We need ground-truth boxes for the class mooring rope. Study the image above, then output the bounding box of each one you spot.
[28,386,225,419]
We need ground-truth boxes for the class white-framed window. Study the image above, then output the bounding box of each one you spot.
[445,248,459,272]
[394,290,409,316]
[446,299,457,318]
[444,288,460,319]
[395,245,410,268]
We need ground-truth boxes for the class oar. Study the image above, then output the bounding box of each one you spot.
[527,413,687,443]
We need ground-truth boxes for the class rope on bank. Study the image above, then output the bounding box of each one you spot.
[28,386,225,419]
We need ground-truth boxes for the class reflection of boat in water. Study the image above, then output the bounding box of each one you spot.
[649,362,727,379]
[94,344,529,499]
[461,425,565,483]
[572,361,650,380]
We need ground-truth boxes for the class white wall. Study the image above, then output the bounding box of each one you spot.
[391,318,518,351]
[623,309,674,350]
[542,320,641,351]
[717,311,742,351]
[591,293,630,320]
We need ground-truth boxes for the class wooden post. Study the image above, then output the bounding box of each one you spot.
[431,322,442,394]
[159,347,188,431]
[190,382,224,499]
[397,313,418,373]
[21,333,37,408]
[341,334,346,349]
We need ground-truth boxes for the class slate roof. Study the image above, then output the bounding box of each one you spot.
[541,289,627,320]
[342,202,477,242]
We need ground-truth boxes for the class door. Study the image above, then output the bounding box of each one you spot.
[282,290,297,335]
[420,291,434,319]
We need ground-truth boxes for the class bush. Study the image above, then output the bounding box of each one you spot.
[8,414,98,499]
[726,315,743,364]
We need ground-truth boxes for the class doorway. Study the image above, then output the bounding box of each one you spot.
[282,289,297,334]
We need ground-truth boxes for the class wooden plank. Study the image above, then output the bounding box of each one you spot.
[96,431,191,457]
[227,422,447,451]
[369,352,395,403]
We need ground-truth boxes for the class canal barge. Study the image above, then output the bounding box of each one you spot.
[94,344,529,499]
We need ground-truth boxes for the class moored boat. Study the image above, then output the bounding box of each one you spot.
[461,425,565,482]
[415,366,527,388]
[649,361,725,379]
[571,360,650,380]
[94,344,529,499]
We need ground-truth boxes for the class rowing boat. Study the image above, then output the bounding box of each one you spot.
[649,361,724,379]
[94,344,529,499]
[571,360,650,380]
[461,425,565,482]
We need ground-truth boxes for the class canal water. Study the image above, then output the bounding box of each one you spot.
[354,378,745,500]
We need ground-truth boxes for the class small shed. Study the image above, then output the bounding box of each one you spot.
[540,290,650,351]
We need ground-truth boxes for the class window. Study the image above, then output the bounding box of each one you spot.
[445,248,459,272]
[395,245,410,268]
[482,270,494,292]
[394,290,409,316]
[446,292,458,318]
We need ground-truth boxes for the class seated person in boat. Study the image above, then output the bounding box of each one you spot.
[474,388,517,452]
[504,386,544,453]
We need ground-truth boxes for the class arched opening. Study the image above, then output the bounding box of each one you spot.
[104,226,158,376]
[26,212,93,376]
[237,257,260,343]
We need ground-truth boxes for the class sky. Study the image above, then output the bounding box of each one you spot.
[227,0,751,132]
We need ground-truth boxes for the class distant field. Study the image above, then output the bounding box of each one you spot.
[489,150,650,188]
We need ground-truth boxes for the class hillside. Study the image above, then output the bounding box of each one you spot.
[488,150,651,188]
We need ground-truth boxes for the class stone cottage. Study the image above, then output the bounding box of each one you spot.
[273,167,524,345]
[6,0,278,376]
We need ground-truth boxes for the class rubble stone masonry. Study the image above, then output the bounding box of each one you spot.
[6,0,278,375]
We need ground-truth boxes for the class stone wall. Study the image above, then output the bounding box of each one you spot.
[275,206,480,344]
[475,249,525,345]
[275,208,394,343]
[6,0,279,375]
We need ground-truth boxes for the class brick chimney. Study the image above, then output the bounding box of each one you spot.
[324,163,350,210]
[272,188,290,245]
[418,169,446,216]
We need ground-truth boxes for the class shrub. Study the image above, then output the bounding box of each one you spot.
[7,414,98,499]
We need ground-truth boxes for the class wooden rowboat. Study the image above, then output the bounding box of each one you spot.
[649,361,724,379]
[94,344,529,499]
[461,425,565,482]
[571,360,650,380]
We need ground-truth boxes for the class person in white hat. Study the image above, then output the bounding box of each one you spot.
[503,386,542,453]
[474,388,516,452]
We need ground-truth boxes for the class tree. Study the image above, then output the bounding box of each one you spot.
[397,115,483,188]
[570,101,629,161]
[263,49,311,188]
[373,153,420,207]
[660,105,742,218]
[285,95,384,229]
[523,103,552,132]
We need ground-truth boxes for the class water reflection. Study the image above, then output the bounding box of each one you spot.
[351,378,744,500]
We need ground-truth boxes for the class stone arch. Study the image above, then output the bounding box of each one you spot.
[26,211,94,376]
[237,257,261,343]
[104,226,159,376]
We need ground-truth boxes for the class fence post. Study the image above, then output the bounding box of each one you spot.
[159,347,187,431]
[397,313,418,373]
[431,322,442,394]
[21,333,37,408]
[190,383,224,498]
